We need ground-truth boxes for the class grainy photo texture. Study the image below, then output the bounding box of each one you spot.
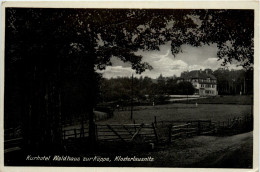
[4,8,254,168]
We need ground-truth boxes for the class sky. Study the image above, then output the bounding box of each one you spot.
[98,41,243,79]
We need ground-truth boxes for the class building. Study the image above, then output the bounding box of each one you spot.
[177,69,218,96]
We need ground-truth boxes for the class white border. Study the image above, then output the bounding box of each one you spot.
[0,1,259,172]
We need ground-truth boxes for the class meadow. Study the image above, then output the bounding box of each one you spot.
[99,100,252,125]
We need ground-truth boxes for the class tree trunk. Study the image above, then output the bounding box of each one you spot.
[86,45,98,145]
[22,54,63,152]
[88,108,96,143]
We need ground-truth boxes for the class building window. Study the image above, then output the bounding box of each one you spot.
[205,90,215,94]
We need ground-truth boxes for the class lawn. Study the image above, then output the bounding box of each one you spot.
[97,95,253,125]
[98,103,252,125]
[188,95,253,105]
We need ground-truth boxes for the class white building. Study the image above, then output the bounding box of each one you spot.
[177,69,218,96]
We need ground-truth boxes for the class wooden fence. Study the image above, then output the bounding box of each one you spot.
[168,123,197,143]
[63,127,89,140]
[4,137,23,153]
[4,114,253,153]
[211,115,253,135]
[62,114,252,144]
[97,123,158,143]
[63,123,158,143]
[62,120,216,144]
[4,127,22,140]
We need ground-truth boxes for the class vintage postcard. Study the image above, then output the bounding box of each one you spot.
[0,1,259,172]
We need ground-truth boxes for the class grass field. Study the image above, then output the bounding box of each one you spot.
[98,103,252,125]
[188,95,253,105]
[98,95,253,125]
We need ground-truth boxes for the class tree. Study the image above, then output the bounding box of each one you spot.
[166,78,178,94]
[195,10,254,69]
[5,9,254,150]
[176,82,195,95]
[213,68,253,95]
[157,74,166,94]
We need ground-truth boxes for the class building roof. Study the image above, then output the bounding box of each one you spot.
[181,70,217,80]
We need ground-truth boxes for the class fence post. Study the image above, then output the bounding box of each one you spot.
[168,124,172,144]
[95,124,98,141]
[80,127,84,138]
[63,130,66,140]
[186,123,189,137]
[197,121,201,135]
[154,116,157,126]
[134,120,136,132]
[152,123,159,144]
[74,129,77,138]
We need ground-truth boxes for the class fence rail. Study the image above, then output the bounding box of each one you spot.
[4,114,253,153]
[4,137,23,153]
[62,120,215,144]
[62,114,252,144]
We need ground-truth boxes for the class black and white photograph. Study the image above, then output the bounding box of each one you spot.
[1,1,259,171]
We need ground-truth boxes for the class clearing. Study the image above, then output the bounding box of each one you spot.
[99,103,252,124]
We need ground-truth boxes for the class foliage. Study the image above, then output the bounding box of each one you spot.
[99,75,194,105]
[195,10,254,69]
[175,81,195,95]
[213,68,253,95]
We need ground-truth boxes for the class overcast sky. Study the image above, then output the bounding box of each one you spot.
[98,41,243,79]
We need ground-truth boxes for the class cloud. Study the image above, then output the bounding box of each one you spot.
[140,48,188,78]
[175,43,219,65]
[203,57,222,69]
[203,57,243,70]
[98,66,135,78]
[188,65,205,71]
[99,42,244,79]
[110,56,132,68]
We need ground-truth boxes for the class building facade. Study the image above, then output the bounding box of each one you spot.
[177,69,218,96]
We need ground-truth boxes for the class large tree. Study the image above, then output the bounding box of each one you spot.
[196,10,254,69]
[5,8,254,150]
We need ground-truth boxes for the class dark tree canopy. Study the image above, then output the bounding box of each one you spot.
[195,10,254,69]
[6,9,254,72]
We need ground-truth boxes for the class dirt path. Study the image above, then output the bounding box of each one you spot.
[143,131,253,167]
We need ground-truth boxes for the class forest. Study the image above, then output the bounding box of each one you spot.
[98,68,253,105]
